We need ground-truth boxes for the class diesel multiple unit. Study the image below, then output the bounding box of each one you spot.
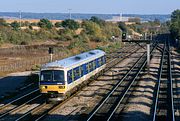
[39,49,106,101]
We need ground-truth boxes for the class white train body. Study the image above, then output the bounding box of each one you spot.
[39,49,106,101]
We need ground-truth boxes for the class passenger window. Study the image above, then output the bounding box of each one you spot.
[67,70,73,84]
[81,65,84,76]
[72,69,74,81]
[73,67,81,80]
[89,62,93,72]
[102,56,104,64]
[93,61,96,69]
[79,67,81,77]
[98,58,102,66]
[85,64,89,73]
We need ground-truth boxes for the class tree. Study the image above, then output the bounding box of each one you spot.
[128,17,141,24]
[0,18,8,26]
[118,22,128,32]
[61,19,79,30]
[82,20,106,42]
[154,18,160,25]
[30,22,38,26]
[170,9,180,39]
[24,21,30,26]
[55,22,62,28]
[82,20,101,35]
[38,19,53,29]
[90,16,105,26]
[10,21,20,30]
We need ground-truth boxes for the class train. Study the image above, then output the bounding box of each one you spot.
[39,49,106,101]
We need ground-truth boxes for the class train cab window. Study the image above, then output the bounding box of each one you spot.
[41,70,64,84]
[41,70,52,81]
[53,70,64,84]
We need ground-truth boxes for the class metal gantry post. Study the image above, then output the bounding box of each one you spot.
[147,43,150,71]
[50,54,53,62]
[144,32,147,40]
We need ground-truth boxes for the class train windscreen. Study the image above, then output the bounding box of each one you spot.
[40,70,64,84]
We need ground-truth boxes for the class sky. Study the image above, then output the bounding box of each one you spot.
[0,0,179,14]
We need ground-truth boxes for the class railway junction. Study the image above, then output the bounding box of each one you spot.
[0,34,179,121]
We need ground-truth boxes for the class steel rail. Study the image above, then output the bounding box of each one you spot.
[0,94,42,119]
[0,89,39,112]
[107,44,157,121]
[107,54,147,121]
[15,103,48,121]
[17,44,144,121]
[29,44,142,121]
[152,43,166,121]
[167,41,175,121]
[87,43,157,121]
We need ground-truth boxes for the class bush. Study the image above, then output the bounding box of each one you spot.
[56,33,74,41]
[55,22,62,28]
[68,37,90,51]
[90,16,105,26]
[118,22,127,32]
[0,18,8,26]
[62,19,80,30]
[20,41,28,45]
[31,64,41,71]
[10,21,20,30]
[38,19,53,29]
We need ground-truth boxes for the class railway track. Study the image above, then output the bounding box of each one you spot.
[152,40,175,121]
[85,42,157,121]
[0,89,40,118]
[0,42,156,121]
[171,39,180,121]
[12,43,144,121]
[0,94,44,121]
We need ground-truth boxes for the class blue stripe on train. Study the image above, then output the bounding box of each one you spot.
[40,81,65,85]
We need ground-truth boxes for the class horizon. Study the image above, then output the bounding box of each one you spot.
[0,0,179,15]
[0,11,171,15]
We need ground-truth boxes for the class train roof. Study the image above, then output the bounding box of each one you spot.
[41,49,105,69]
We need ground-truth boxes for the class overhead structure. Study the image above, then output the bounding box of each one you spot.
[122,33,151,70]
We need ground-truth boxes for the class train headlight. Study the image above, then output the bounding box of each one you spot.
[41,86,47,89]
[59,86,65,89]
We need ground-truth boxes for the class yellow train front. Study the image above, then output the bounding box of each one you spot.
[40,69,67,101]
[39,49,106,102]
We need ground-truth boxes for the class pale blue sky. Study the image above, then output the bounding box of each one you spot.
[0,0,179,14]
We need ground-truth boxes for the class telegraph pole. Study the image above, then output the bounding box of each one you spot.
[68,9,72,19]
[19,10,22,28]
[119,13,122,21]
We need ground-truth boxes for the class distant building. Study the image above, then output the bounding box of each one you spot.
[106,16,141,24]
[106,16,129,22]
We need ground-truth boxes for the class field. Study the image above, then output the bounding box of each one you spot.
[5,19,63,24]
[0,40,116,76]
[0,40,66,75]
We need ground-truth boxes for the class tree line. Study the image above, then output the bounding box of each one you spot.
[0,17,122,52]
[170,9,180,40]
